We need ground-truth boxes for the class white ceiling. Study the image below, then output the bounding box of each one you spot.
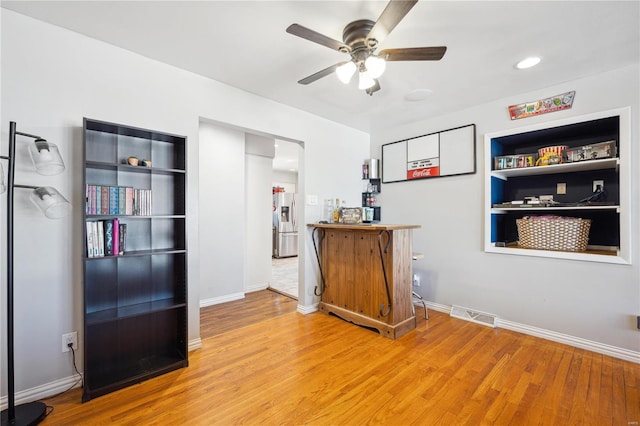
[2,1,639,135]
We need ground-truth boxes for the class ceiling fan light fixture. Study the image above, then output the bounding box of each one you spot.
[336,61,357,84]
[358,71,376,90]
[364,55,386,79]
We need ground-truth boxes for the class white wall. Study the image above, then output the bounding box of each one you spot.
[371,64,640,355]
[1,10,369,400]
[245,133,275,293]
[198,122,246,304]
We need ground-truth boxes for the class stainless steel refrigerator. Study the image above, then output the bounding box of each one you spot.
[273,193,298,258]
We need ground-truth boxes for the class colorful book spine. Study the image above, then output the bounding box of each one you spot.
[118,187,126,215]
[90,185,96,215]
[104,220,114,256]
[119,223,126,255]
[96,221,105,257]
[125,187,134,215]
[113,218,119,256]
[95,185,101,216]
[101,186,109,215]
[109,187,119,215]
[85,185,90,215]
[86,221,95,258]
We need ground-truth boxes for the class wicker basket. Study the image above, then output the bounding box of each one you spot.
[516,216,591,252]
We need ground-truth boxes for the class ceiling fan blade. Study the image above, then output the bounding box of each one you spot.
[367,0,418,45]
[379,46,447,61]
[286,24,349,52]
[298,62,346,85]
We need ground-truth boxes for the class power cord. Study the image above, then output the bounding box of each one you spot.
[37,342,84,420]
[68,343,84,390]
[579,185,605,203]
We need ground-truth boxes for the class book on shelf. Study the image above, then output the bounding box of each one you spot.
[109,187,119,215]
[125,187,134,215]
[96,221,105,257]
[85,219,127,257]
[101,186,109,215]
[118,187,126,215]
[113,218,119,257]
[118,223,127,255]
[104,219,114,256]
[95,185,101,215]
[86,184,151,217]
[86,222,95,258]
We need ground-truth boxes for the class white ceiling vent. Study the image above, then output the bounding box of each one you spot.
[450,305,497,328]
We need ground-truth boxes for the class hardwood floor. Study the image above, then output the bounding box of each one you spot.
[40,290,639,425]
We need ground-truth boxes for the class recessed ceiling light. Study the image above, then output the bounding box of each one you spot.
[404,89,433,102]
[515,56,541,69]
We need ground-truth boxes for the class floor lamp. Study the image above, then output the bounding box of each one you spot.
[1,121,71,426]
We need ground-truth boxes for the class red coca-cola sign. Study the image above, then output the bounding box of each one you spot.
[407,167,440,179]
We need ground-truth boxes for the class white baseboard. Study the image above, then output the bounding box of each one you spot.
[188,338,202,351]
[297,303,319,315]
[200,292,244,308]
[425,301,640,364]
[424,301,451,314]
[0,374,82,410]
[246,284,268,293]
[497,318,640,364]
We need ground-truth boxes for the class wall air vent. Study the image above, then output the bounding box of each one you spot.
[450,305,497,328]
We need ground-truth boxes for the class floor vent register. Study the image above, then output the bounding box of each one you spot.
[450,305,497,328]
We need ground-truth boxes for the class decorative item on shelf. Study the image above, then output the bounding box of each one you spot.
[508,91,575,120]
[141,159,152,167]
[362,163,369,179]
[534,145,567,166]
[363,207,374,222]
[127,156,139,166]
[1,121,72,426]
[537,145,568,159]
[516,215,591,252]
[365,158,379,179]
[339,207,363,224]
[564,140,616,163]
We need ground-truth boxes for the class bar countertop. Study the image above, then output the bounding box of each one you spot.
[307,222,421,231]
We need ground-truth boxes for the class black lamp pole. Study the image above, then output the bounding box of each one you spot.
[1,121,48,426]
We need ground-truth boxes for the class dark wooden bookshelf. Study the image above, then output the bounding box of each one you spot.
[82,118,188,402]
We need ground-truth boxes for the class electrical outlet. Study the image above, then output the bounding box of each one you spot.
[62,331,77,353]
[413,274,420,287]
[556,183,566,195]
[593,180,604,192]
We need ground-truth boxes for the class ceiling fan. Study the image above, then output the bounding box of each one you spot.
[286,0,446,96]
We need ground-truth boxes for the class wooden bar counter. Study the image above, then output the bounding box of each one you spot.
[308,223,421,339]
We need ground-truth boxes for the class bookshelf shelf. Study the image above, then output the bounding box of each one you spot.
[86,298,186,325]
[82,118,188,402]
[85,248,187,260]
[86,160,186,175]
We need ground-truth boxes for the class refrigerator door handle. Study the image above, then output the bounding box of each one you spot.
[291,196,296,229]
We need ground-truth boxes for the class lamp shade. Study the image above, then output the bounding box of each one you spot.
[364,55,386,79]
[0,162,5,194]
[29,186,72,219]
[358,72,376,90]
[336,61,357,84]
[28,139,65,176]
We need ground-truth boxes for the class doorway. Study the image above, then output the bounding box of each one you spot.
[269,140,301,299]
